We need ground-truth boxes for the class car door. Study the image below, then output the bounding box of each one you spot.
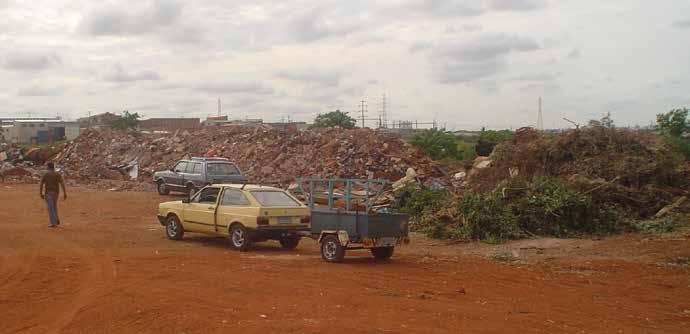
[216,188,255,234]
[185,162,203,188]
[182,187,220,233]
[168,161,188,189]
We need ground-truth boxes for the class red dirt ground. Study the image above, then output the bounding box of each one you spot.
[0,184,688,333]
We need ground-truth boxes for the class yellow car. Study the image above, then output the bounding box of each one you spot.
[157,184,310,251]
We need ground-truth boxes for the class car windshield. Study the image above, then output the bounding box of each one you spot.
[250,191,301,207]
[206,163,239,176]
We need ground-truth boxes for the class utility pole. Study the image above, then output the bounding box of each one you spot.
[380,94,388,128]
[217,98,221,117]
[537,97,544,131]
[359,99,367,128]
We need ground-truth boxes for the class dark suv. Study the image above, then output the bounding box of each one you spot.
[153,157,247,196]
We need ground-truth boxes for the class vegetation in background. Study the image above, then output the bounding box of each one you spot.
[111,110,140,131]
[311,110,357,129]
[408,129,458,160]
[401,176,623,243]
[475,128,514,156]
[656,108,690,159]
[632,216,682,234]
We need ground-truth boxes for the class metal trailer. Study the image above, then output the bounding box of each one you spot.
[295,178,410,263]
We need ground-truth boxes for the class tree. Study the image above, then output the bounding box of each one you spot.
[656,108,689,137]
[409,129,458,160]
[312,110,357,129]
[475,128,514,156]
[111,110,141,131]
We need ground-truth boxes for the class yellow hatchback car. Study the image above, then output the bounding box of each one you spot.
[157,184,310,251]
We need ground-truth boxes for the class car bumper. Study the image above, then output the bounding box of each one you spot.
[157,215,166,225]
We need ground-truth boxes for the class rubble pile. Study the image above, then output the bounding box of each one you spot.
[0,143,61,183]
[470,126,689,218]
[53,127,444,187]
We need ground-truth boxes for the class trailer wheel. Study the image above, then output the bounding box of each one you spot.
[279,235,301,250]
[165,215,184,240]
[371,247,394,260]
[156,180,170,195]
[321,235,345,263]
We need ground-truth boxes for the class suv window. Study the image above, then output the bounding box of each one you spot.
[194,187,220,204]
[221,189,250,206]
[190,162,203,174]
[207,163,239,176]
[174,161,188,173]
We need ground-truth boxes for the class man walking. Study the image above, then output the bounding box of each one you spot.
[39,162,67,228]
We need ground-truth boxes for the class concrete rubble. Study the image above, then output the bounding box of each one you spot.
[51,127,445,189]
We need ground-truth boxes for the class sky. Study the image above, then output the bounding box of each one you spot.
[0,0,689,130]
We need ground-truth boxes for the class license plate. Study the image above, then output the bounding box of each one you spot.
[380,237,396,247]
[278,217,292,224]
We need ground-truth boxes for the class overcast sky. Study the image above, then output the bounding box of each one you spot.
[0,0,689,130]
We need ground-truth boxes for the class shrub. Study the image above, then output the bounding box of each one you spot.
[397,186,449,218]
[456,193,520,242]
[632,216,682,234]
[513,177,619,237]
[409,129,458,160]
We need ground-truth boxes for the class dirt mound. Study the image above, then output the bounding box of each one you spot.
[52,127,443,187]
[471,126,689,218]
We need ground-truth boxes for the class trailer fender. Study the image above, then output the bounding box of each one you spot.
[317,230,350,247]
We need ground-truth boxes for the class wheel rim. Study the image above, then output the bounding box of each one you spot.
[167,219,178,236]
[323,240,337,259]
[188,187,195,196]
[158,182,166,193]
[232,228,245,247]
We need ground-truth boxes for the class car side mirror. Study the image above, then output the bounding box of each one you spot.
[182,198,190,204]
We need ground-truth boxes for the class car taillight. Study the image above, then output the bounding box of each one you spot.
[300,216,310,224]
[257,216,269,225]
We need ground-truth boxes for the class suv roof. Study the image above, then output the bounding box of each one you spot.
[190,157,230,162]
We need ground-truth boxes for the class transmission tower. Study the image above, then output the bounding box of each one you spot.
[537,97,544,131]
[359,99,367,128]
[380,94,388,128]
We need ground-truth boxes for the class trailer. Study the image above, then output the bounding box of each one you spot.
[295,178,409,263]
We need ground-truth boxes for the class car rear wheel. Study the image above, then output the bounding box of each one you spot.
[279,235,301,250]
[230,224,251,251]
[371,247,394,260]
[157,180,170,195]
[320,235,345,263]
[165,215,184,240]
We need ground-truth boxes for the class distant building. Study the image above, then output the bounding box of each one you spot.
[0,118,80,144]
[77,112,122,129]
[452,130,481,138]
[206,118,264,128]
[264,121,309,132]
[139,118,200,131]
[203,115,229,126]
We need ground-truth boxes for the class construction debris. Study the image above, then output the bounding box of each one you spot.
[52,127,444,188]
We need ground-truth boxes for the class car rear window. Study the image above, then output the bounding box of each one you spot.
[250,191,301,207]
[206,163,240,176]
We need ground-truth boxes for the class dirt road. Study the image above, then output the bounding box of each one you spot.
[0,184,688,333]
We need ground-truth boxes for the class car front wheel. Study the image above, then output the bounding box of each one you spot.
[229,224,251,251]
[165,215,184,240]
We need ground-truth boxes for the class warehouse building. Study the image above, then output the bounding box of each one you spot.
[0,118,80,144]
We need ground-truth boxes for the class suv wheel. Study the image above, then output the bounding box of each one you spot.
[156,180,170,195]
[230,224,251,251]
[165,215,184,240]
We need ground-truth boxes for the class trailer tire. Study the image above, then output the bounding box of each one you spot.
[371,247,394,260]
[321,235,345,263]
[279,235,300,250]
